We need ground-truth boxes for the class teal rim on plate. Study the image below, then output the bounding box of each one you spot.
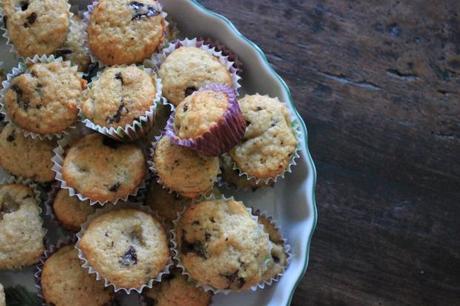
[187,1,318,305]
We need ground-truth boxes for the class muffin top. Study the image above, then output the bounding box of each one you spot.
[81,66,157,128]
[219,154,270,191]
[88,0,165,65]
[53,189,96,232]
[176,199,271,290]
[4,61,86,135]
[79,208,170,289]
[62,134,146,203]
[41,245,114,306]
[0,123,55,182]
[258,214,288,282]
[145,181,190,229]
[174,89,229,139]
[144,270,212,306]
[57,15,91,72]
[153,136,220,199]
[159,47,232,105]
[2,0,70,57]
[0,183,45,269]
[230,95,297,180]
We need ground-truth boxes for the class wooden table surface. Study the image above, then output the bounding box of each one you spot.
[199,0,460,305]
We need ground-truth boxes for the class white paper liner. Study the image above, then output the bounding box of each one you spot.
[0,2,73,58]
[169,195,272,294]
[75,202,173,294]
[147,134,220,199]
[0,54,83,140]
[147,38,242,98]
[251,209,292,288]
[51,132,147,206]
[231,99,303,185]
[83,0,169,68]
[79,65,163,141]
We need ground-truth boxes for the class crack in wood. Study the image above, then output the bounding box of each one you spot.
[318,71,381,91]
[386,69,419,81]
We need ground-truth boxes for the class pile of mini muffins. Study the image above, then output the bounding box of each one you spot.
[0,0,299,305]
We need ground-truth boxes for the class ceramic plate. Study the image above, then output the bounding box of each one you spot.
[0,1,317,305]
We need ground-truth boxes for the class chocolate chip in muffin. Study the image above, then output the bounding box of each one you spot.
[23,12,37,28]
[109,182,121,192]
[3,15,8,29]
[129,1,160,21]
[119,246,137,266]
[106,101,129,124]
[221,270,245,289]
[11,84,29,111]
[184,86,197,97]
[18,1,29,11]
[181,230,207,259]
[6,129,15,142]
[115,72,124,85]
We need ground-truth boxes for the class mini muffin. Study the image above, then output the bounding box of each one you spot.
[52,189,96,231]
[143,270,212,306]
[61,134,146,204]
[56,15,91,72]
[174,199,271,291]
[88,0,166,65]
[0,183,45,269]
[0,283,4,306]
[41,245,114,306]
[145,181,190,229]
[257,214,289,283]
[166,84,245,156]
[4,61,86,135]
[81,66,157,129]
[0,123,55,182]
[230,95,298,181]
[79,208,170,289]
[219,154,271,191]
[152,136,220,199]
[159,47,233,105]
[2,0,70,57]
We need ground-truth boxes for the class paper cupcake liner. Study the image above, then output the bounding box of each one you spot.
[147,135,219,199]
[232,109,303,185]
[170,195,272,294]
[0,2,73,59]
[51,132,147,206]
[196,37,243,75]
[79,65,163,141]
[147,38,242,95]
[83,0,169,68]
[75,202,173,294]
[218,153,273,191]
[251,209,291,288]
[164,83,245,156]
[0,54,83,140]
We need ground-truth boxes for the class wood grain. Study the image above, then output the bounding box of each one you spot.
[199,0,460,305]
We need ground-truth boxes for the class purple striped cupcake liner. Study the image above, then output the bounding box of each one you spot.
[165,84,246,156]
